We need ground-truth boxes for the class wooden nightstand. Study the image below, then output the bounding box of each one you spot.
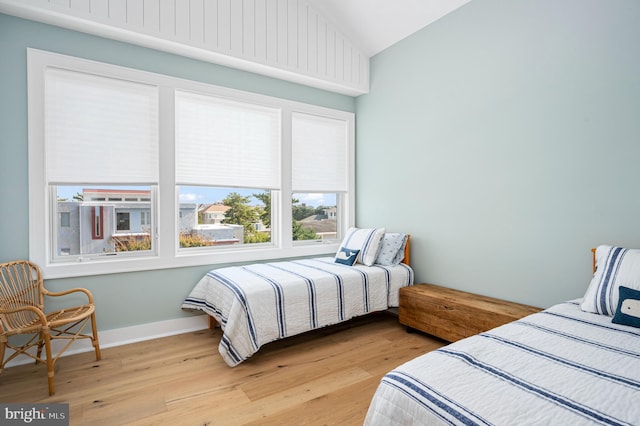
[399,283,541,342]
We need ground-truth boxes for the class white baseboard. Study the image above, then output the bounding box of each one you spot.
[3,314,209,368]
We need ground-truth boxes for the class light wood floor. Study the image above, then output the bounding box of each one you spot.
[0,312,445,425]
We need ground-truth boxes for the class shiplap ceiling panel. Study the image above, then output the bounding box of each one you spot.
[0,0,369,95]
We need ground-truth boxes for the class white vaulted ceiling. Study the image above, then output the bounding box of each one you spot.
[0,0,470,95]
[307,0,471,57]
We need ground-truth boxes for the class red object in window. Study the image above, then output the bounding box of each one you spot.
[92,206,104,240]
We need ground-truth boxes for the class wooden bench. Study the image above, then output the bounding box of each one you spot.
[399,283,541,342]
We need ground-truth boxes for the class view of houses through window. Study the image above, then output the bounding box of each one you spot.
[55,185,337,257]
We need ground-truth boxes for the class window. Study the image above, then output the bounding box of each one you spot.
[59,212,70,228]
[292,113,350,243]
[175,91,280,249]
[292,194,338,241]
[116,212,130,231]
[92,207,104,239]
[140,211,150,226]
[28,49,354,278]
[53,185,154,258]
[178,186,270,247]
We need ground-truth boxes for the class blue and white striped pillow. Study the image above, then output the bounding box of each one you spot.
[336,227,385,266]
[581,245,640,316]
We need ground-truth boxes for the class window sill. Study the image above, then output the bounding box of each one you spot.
[40,243,341,279]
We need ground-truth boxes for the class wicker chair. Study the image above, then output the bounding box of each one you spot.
[0,260,101,395]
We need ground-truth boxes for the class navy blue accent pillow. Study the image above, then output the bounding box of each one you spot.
[334,247,360,266]
[612,286,640,329]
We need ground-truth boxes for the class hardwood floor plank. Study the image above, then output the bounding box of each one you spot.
[0,311,445,425]
[239,338,386,401]
[79,387,167,426]
[203,367,373,424]
[243,376,384,426]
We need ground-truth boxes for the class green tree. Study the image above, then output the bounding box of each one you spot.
[292,202,318,221]
[253,192,271,228]
[292,220,318,240]
[242,191,323,243]
[222,192,260,241]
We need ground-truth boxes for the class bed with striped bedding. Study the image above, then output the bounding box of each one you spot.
[365,300,639,425]
[182,257,414,366]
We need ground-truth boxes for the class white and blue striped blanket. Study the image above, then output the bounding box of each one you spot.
[365,300,640,425]
[182,257,414,366]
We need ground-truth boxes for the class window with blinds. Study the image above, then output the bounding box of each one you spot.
[44,68,159,260]
[175,91,280,247]
[28,49,354,278]
[291,113,350,242]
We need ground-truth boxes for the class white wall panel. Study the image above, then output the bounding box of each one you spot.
[335,37,344,81]
[286,0,298,68]
[49,0,69,7]
[143,0,160,33]
[297,1,308,71]
[306,7,317,74]
[127,0,144,28]
[326,27,335,79]
[158,0,175,36]
[174,0,190,41]
[217,0,231,52]
[254,0,267,60]
[276,0,288,65]
[265,0,277,63]
[90,0,108,18]
[317,15,326,76]
[343,42,352,84]
[229,0,243,53]
[243,0,255,57]
[70,0,89,14]
[189,0,205,44]
[108,0,126,23]
[203,0,217,48]
[0,0,369,95]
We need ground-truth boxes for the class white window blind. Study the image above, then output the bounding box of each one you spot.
[175,91,281,189]
[292,112,349,192]
[44,68,159,184]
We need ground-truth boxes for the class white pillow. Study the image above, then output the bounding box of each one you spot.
[335,227,385,266]
[375,233,408,266]
[581,245,640,316]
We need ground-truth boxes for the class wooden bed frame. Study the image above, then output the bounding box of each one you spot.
[207,235,412,330]
[402,235,411,266]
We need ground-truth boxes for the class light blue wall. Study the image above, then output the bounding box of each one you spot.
[3,0,640,331]
[356,0,640,308]
[0,13,354,331]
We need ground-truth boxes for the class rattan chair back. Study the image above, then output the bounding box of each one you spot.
[0,260,101,395]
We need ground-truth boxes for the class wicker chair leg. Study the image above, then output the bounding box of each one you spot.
[36,334,45,365]
[0,337,6,375]
[90,313,101,361]
[43,330,55,396]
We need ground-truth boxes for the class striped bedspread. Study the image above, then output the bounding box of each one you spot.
[182,257,414,367]
[365,301,639,425]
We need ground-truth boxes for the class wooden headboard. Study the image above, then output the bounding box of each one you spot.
[591,247,596,273]
[401,235,411,266]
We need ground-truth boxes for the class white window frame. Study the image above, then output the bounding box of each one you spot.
[28,49,355,279]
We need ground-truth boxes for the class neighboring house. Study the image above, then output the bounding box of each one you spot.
[299,207,337,240]
[324,207,337,220]
[56,189,241,256]
[200,204,230,225]
[199,202,269,234]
